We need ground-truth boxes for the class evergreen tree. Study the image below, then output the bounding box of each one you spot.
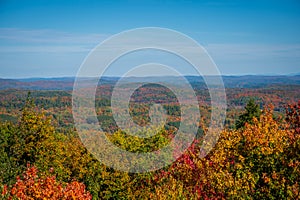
[236,98,261,129]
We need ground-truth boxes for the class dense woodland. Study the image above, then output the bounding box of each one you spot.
[0,77,300,199]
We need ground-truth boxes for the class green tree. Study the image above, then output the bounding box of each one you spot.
[236,98,261,129]
[0,122,20,185]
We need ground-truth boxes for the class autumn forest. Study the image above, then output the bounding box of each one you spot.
[0,76,300,199]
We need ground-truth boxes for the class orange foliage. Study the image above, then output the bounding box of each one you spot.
[2,165,92,200]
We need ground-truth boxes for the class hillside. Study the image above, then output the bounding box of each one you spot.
[1,75,300,90]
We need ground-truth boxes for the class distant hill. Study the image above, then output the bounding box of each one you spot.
[1,75,300,90]
[221,75,300,88]
[0,78,74,90]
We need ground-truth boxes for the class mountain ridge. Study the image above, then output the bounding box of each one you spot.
[1,75,300,90]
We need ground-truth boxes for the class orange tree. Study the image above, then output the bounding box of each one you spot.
[145,105,299,199]
[1,165,92,200]
[0,95,95,198]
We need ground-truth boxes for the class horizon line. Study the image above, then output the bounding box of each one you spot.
[1,73,300,80]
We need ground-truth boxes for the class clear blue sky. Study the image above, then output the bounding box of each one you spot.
[0,0,299,78]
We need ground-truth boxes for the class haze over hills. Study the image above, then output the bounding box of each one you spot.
[1,75,300,90]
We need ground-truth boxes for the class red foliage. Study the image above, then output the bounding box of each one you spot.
[286,100,300,135]
[4,165,92,200]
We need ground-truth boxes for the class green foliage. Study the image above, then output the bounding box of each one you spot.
[1,94,299,199]
[146,105,299,199]
[108,127,170,153]
[0,95,93,191]
[0,122,20,186]
[236,98,262,129]
[0,114,17,123]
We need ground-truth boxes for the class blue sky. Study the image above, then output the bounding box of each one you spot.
[0,0,299,78]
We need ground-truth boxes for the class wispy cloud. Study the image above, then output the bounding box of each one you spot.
[0,45,93,53]
[204,43,300,75]
[0,28,109,53]
[3,28,299,59]
[1,28,299,76]
[0,28,107,44]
